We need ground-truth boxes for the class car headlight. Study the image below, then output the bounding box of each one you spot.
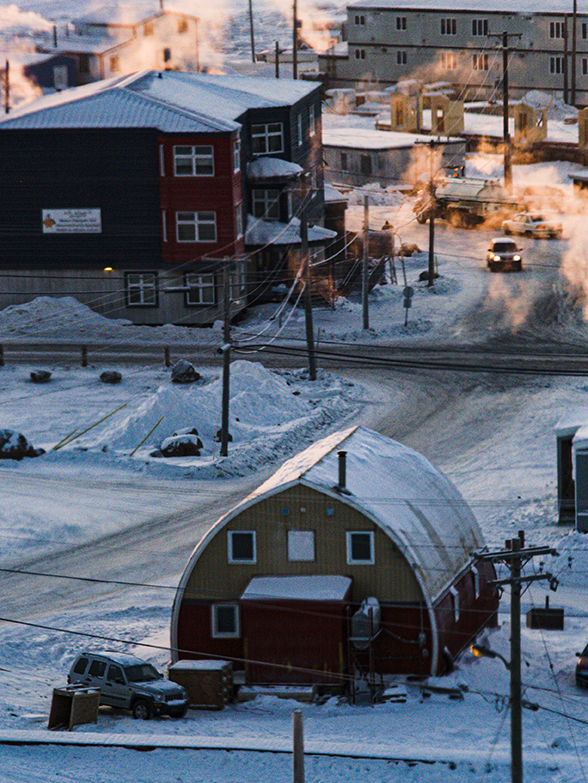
[493,255,501,261]
[513,255,521,261]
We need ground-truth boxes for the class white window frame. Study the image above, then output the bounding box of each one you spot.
[441,51,457,70]
[473,53,489,71]
[176,211,217,242]
[125,272,158,307]
[354,14,365,25]
[396,16,407,30]
[235,204,243,238]
[550,55,564,74]
[161,210,167,242]
[251,122,284,156]
[346,531,374,565]
[309,105,316,137]
[185,272,216,305]
[396,50,407,65]
[550,20,564,39]
[440,17,456,36]
[211,604,240,638]
[159,144,165,176]
[450,586,460,622]
[297,113,303,146]
[252,189,280,221]
[228,530,257,563]
[233,135,241,172]
[472,19,488,37]
[472,566,480,599]
[173,145,214,177]
[287,530,315,562]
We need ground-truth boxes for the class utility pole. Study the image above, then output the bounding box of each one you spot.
[477,533,558,783]
[300,177,317,380]
[292,709,305,783]
[427,140,436,287]
[220,260,232,457]
[362,194,369,330]
[275,41,280,78]
[490,31,521,192]
[564,16,569,105]
[4,59,9,114]
[292,0,298,79]
[248,0,256,63]
[572,0,578,105]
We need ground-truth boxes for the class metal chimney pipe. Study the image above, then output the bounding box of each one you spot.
[338,450,347,490]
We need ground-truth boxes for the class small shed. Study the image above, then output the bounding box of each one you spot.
[555,407,588,529]
[389,92,422,133]
[429,94,464,137]
[171,426,498,687]
[513,103,547,145]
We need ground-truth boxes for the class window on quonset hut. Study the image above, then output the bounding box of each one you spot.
[228,530,256,563]
[251,122,284,155]
[211,604,240,638]
[346,531,374,564]
[176,211,217,242]
[173,145,214,176]
[125,272,158,307]
[288,530,315,561]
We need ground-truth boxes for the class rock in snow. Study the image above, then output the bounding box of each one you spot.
[0,429,44,460]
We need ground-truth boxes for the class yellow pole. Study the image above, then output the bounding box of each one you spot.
[130,416,164,457]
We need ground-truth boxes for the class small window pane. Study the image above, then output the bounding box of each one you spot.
[229,531,256,562]
[212,604,239,637]
[347,531,374,563]
[288,530,315,561]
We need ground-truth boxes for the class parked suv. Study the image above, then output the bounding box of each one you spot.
[68,652,189,719]
[486,238,523,272]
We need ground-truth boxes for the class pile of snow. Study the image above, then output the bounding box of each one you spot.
[521,90,578,122]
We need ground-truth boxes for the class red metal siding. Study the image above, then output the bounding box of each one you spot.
[176,602,244,665]
[158,133,244,266]
[241,599,348,685]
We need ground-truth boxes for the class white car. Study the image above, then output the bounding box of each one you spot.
[501,212,563,239]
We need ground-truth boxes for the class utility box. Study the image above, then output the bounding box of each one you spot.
[48,685,100,731]
[168,660,233,709]
[526,597,564,630]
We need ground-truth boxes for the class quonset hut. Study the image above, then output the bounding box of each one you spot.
[171,426,497,687]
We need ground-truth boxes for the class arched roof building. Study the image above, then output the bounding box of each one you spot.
[171,426,497,686]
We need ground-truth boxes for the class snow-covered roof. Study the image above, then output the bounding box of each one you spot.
[245,215,337,246]
[247,157,303,180]
[324,183,347,203]
[556,407,588,439]
[73,2,165,26]
[169,660,231,671]
[246,426,484,600]
[323,126,448,150]
[0,70,318,132]
[348,0,587,13]
[86,651,153,668]
[241,575,352,601]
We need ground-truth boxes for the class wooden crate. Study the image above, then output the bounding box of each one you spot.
[168,660,233,709]
[48,686,100,731]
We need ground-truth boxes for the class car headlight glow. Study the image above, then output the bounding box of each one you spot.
[514,255,521,261]
[493,255,501,261]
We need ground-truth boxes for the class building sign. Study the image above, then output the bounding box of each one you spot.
[42,209,102,234]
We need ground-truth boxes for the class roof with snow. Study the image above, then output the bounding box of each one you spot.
[192,426,485,601]
[241,575,352,602]
[245,215,337,246]
[348,0,588,13]
[247,157,303,180]
[73,3,180,26]
[0,70,319,132]
[323,126,457,150]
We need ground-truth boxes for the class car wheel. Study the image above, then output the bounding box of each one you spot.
[503,227,511,235]
[132,699,152,720]
[525,230,533,238]
[515,261,523,272]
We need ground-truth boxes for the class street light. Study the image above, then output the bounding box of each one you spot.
[470,643,511,670]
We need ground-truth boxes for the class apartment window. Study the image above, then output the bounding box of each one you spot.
[583,57,588,76]
[583,22,588,39]
[159,144,165,176]
[472,53,489,70]
[163,47,172,63]
[231,263,247,298]
[178,17,188,33]
[144,22,154,35]
[440,17,456,36]
[79,54,90,74]
[125,272,158,307]
[471,566,480,599]
[354,48,366,60]
[550,55,564,74]
[252,189,280,221]
[441,51,457,70]
[396,50,407,65]
[109,55,119,72]
[297,113,303,146]
[211,604,240,638]
[233,135,241,172]
[396,16,407,30]
[185,272,215,305]
[161,210,167,242]
[340,151,348,171]
[550,21,565,39]
[472,19,488,36]
[354,14,365,25]
[346,531,374,564]
[251,122,284,155]
[176,211,217,242]
[288,530,315,561]
[309,104,316,136]
[173,145,214,176]
[235,204,243,238]
[360,154,372,176]
[450,587,460,622]
[228,531,256,563]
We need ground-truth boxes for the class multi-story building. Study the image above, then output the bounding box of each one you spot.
[320,0,588,106]
[0,71,328,326]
